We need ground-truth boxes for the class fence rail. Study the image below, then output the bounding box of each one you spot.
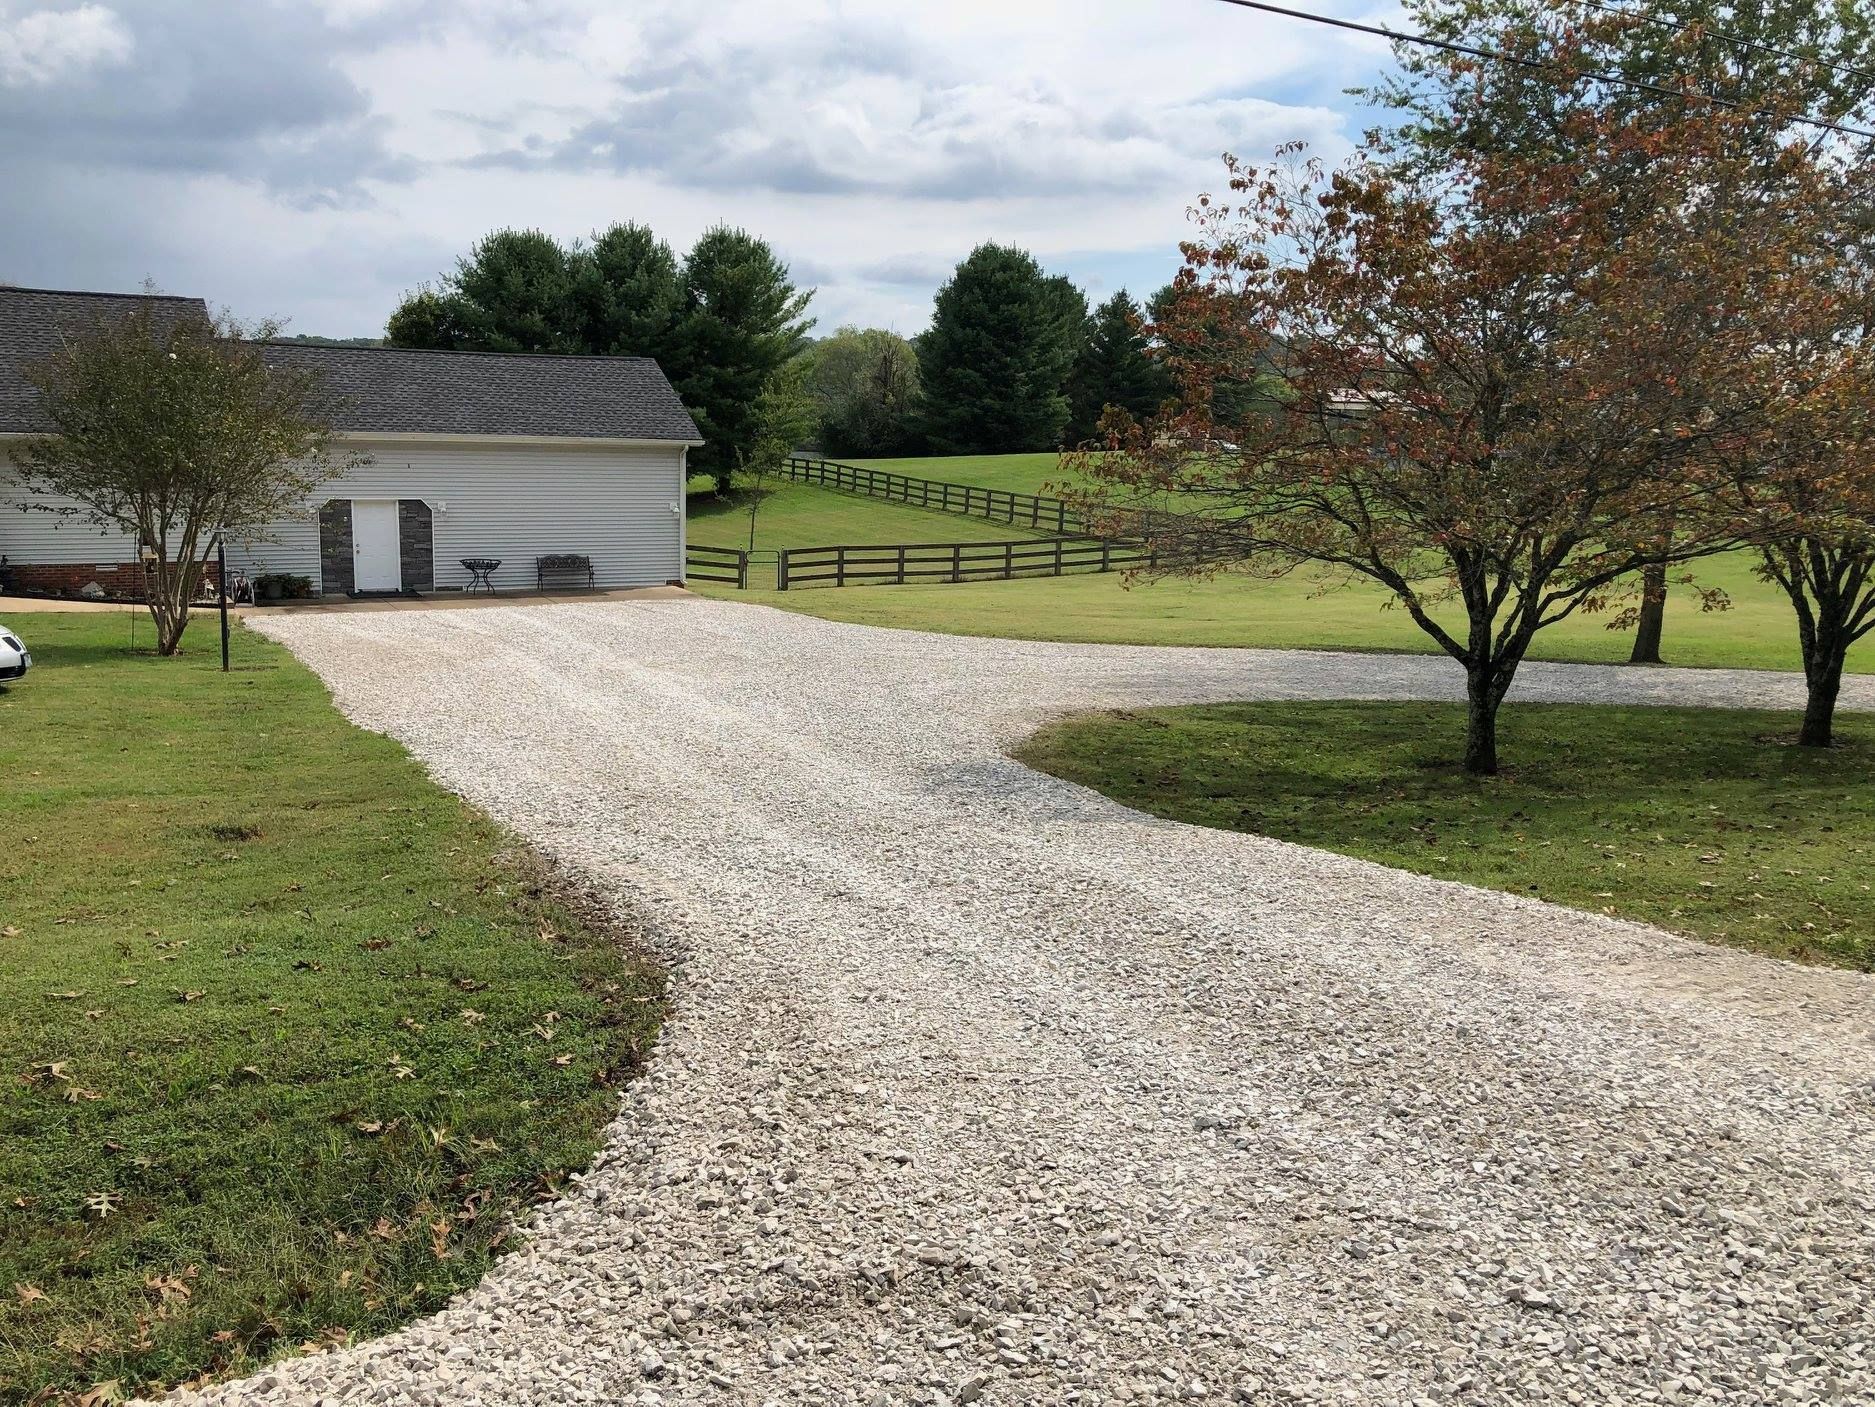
[684,543,748,588]
[776,536,1171,590]
[779,456,1089,535]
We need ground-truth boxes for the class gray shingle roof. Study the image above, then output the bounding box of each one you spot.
[0,287,210,434]
[0,286,703,444]
[258,341,702,443]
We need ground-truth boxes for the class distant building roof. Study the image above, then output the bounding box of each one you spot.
[0,286,702,444]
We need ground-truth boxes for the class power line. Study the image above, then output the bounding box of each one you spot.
[1568,1,1875,89]
[1208,0,1875,140]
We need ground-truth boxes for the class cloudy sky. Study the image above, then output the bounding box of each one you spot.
[0,0,1400,339]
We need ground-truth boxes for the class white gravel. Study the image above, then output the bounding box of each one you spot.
[171,599,1875,1407]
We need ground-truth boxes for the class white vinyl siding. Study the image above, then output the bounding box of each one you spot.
[0,446,142,564]
[2,438,688,593]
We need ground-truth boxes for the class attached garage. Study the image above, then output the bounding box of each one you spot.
[0,287,704,599]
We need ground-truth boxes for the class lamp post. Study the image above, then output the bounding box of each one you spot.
[216,536,230,673]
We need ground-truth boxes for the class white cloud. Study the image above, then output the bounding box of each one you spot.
[0,2,131,86]
[0,0,1395,334]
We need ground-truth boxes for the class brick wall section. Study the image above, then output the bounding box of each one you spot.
[318,499,354,595]
[4,561,220,601]
[398,500,434,592]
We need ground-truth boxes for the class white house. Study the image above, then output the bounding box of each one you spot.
[0,287,703,598]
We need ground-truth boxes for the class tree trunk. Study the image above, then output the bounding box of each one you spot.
[1463,666,1505,776]
[145,555,198,657]
[1629,562,1667,664]
[1799,641,1846,748]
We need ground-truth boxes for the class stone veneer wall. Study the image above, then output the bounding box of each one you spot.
[318,500,354,595]
[398,500,434,592]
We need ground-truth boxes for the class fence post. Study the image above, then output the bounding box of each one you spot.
[952,544,963,583]
[738,550,749,590]
[778,549,790,592]
[898,544,907,585]
[1054,539,1064,576]
[1004,542,1014,579]
[836,547,847,588]
[1100,539,1112,574]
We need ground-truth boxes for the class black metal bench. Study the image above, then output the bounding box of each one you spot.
[535,553,595,591]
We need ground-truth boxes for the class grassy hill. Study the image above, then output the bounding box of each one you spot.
[846,452,1081,497]
[688,455,1865,674]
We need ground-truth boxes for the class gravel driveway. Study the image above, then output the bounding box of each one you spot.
[189,600,1875,1407]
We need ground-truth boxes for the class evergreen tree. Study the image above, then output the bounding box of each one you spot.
[1065,290,1172,444]
[669,225,815,491]
[385,223,813,492]
[581,222,683,359]
[916,244,1080,454]
[445,228,583,353]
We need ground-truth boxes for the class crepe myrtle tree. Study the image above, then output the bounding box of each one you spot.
[16,305,357,655]
[1071,117,1824,775]
[1366,1,1875,667]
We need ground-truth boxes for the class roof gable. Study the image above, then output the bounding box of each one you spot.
[0,286,702,445]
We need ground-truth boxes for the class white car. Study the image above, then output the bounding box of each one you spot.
[0,624,29,686]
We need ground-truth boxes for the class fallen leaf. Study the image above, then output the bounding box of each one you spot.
[459,1008,485,1026]
[84,1190,122,1220]
[44,991,85,1001]
[13,1282,46,1305]
[1,926,21,940]
[145,1273,192,1302]
[175,989,207,1004]
[76,1380,124,1407]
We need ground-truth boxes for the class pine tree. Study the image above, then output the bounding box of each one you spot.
[1065,290,1173,444]
[916,245,1081,454]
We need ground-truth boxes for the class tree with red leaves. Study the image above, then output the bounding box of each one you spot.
[1725,162,1875,746]
[1074,113,1832,774]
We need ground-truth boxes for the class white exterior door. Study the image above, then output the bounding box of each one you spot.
[351,500,402,592]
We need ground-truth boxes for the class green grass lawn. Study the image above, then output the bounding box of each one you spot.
[1014,701,1875,970]
[846,452,1084,497]
[690,452,1860,671]
[696,547,1867,674]
[688,479,1049,588]
[687,454,1860,673]
[0,616,663,1402]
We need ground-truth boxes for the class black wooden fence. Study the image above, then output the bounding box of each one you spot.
[775,536,1167,590]
[684,544,748,588]
[777,456,1088,535]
